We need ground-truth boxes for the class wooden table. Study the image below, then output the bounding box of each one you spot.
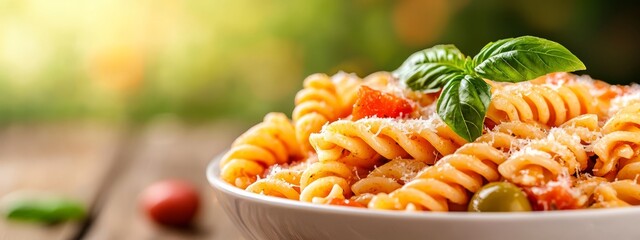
[0,120,247,240]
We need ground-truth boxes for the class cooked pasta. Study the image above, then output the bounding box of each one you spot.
[292,72,362,152]
[577,177,640,208]
[367,121,545,211]
[607,87,640,117]
[351,158,428,196]
[298,161,354,202]
[593,102,640,180]
[608,180,640,205]
[486,75,601,126]
[220,112,302,189]
[309,116,467,167]
[245,167,305,200]
[245,178,301,200]
[220,70,640,212]
[499,114,601,186]
[245,157,315,200]
[528,72,626,118]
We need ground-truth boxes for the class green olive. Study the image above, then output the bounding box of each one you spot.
[468,182,532,212]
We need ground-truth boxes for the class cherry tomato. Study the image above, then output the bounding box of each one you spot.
[140,180,200,226]
[352,86,413,120]
[327,198,366,208]
[524,178,580,211]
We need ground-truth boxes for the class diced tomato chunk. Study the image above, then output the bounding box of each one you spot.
[524,178,580,211]
[352,86,413,120]
[327,198,366,208]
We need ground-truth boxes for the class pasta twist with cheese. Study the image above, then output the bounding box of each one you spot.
[577,177,640,208]
[593,102,640,180]
[487,78,599,126]
[368,121,546,211]
[351,158,428,197]
[298,161,355,202]
[499,114,601,186]
[607,87,640,117]
[529,72,628,118]
[245,169,304,200]
[220,113,302,189]
[292,72,362,151]
[309,116,467,167]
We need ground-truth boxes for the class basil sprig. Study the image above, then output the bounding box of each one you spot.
[394,36,585,142]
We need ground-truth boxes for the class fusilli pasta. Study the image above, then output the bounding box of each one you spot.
[351,158,428,196]
[593,102,640,180]
[499,114,601,186]
[221,70,640,212]
[367,121,545,211]
[577,177,640,208]
[486,76,600,126]
[220,112,302,189]
[292,72,362,151]
[299,161,354,202]
[309,116,467,167]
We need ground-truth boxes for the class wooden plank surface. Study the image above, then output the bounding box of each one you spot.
[84,119,245,240]
[0,122,123,240]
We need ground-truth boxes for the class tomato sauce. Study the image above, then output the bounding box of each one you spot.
[524,178,580,211]
[352,86,413,120]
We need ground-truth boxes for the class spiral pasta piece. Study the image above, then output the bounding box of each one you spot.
[309,116,467,167]
[298,161,355,202]
[351,158,428,197]
[528,72,629,117]
[245,168,304,200]
[220,113,302,189]
[593,103,640,179]
[578,178,640,208]
[245,178,300,200]
[499,114,601,186]
[292,72,362,151]
[609,180,640,205]
[487,77,600,126]
[368,121,545,211]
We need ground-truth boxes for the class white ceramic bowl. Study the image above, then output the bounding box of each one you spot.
[207,156,640,240]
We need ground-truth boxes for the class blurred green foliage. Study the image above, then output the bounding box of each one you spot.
[0,0,638,124]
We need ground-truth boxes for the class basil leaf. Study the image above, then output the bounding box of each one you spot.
[3,197,86,223]
[399,64,467,93]
[394,45,467,92]
[473,36,586,82]
[437,74,491,142]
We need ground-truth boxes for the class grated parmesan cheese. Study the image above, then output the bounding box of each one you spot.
[609,87,640,116]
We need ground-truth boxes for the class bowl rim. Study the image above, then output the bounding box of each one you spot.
[206,154,640,221]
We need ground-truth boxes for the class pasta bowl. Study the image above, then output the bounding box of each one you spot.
[206,155,640,240]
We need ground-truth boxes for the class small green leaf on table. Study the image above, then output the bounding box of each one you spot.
[1,193,86,224]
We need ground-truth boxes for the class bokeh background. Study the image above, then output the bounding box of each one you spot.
[1,0,639,124]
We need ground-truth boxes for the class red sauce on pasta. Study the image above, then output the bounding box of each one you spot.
[524,178,580,211]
